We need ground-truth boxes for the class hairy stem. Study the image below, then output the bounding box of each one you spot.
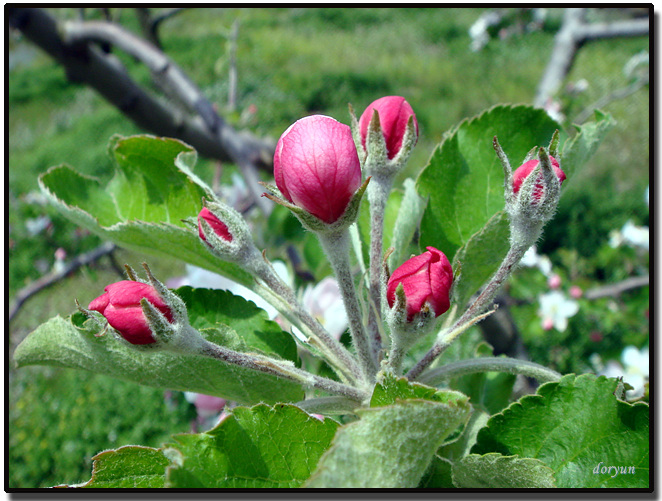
[199,339,368,402]
[366,174,393,363]
[319,230,377,382]
[417,357,562,386]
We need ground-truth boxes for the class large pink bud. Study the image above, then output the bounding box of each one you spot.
[512,156,566,200]
[88,281,174,345]
[387,247,453,320]
[359,96,419,159]
[274,115,362,224]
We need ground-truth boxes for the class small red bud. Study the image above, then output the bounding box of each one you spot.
[359,96,419,159]
[88,281,174,345]
[387,246,453,320]
[198,207,233,243]
[512,156,566,200]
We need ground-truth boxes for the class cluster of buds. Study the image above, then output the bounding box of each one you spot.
[79,94,568,388]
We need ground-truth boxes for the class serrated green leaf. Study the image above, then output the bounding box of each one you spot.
[452,453,557,488]
[306,396,471,487]
[79,446,169,488]
[562,110,615,178]
[451,210,510,310]
[14,288,304,405]
[175,286,299,364]
[471,374,649,488]
[38,135,252,287]
[165,404,339,488]
[417,105,561,261]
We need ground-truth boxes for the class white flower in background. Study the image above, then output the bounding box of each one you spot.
[609,220,649,251]
[468,11,501,52]
[538,291,579,332]
[600,345,649,398]
[301,277,348,340]
[520,245,553,277]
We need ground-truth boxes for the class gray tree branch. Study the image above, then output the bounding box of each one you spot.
[534,8,649,108]
[9,7,274,212]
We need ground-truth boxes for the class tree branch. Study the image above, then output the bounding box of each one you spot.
[9,7,274,212]
[584,275,649,300]
[534,8,649,108]
[9,242,118,324]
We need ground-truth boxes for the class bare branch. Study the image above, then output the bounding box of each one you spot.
[534,8,649,108]
[9,242,118,324]
[9,7,274,212]
[584,275,649,300]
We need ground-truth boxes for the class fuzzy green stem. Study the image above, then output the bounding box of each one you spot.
[198,339,368,402]
[406,244,528,381]
[366,173,393,361]
[417,357,562,386]
[248,259,362,386]
[319,229,378,382]
[295,396,362,415]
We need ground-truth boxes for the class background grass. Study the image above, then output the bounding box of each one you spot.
[8,7,649,488]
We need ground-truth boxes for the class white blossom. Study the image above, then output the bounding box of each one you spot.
[538,291,579,332]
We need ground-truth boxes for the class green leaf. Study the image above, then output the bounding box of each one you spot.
[357,185,404,268]
[417,104,560,261]
[388,178,427,270]
[78,446,169,488]
[176,286,299,364]
[305,394,471,487]
[418,456,455,488]
[38,135,252,287]
[562,110,615,179]
[452,453,557,488]
[471,374,649,488]
[451,210,510,310]
[14,289,304,405]
[370,373,466,407]
[165,404,339,488]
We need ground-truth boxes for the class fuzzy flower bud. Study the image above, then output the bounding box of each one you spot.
[512,156,566,202]
[273,115,361,224]
[387,246,453,321]
[198,207,233,243]
[88,281,174,345]
[359,96,418,160]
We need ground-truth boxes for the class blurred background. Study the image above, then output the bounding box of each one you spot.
[7,7,649,487]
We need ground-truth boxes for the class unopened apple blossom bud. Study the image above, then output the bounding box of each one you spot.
[512,156,566,202]
[88,280,173,345]
[494,133,566,249]
[273,115,361,224]
[359,96,419,160]
[198,207,233,243]
[387,246,453,321]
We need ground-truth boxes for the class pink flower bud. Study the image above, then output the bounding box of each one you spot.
[359,96,419,159]
[547,274,562,290]
[569,285,583,299]
[198,207,233,243]
[88,281,174,345]
[512,156,566,200]
[274,115,361,224]
[387,246,453,320]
